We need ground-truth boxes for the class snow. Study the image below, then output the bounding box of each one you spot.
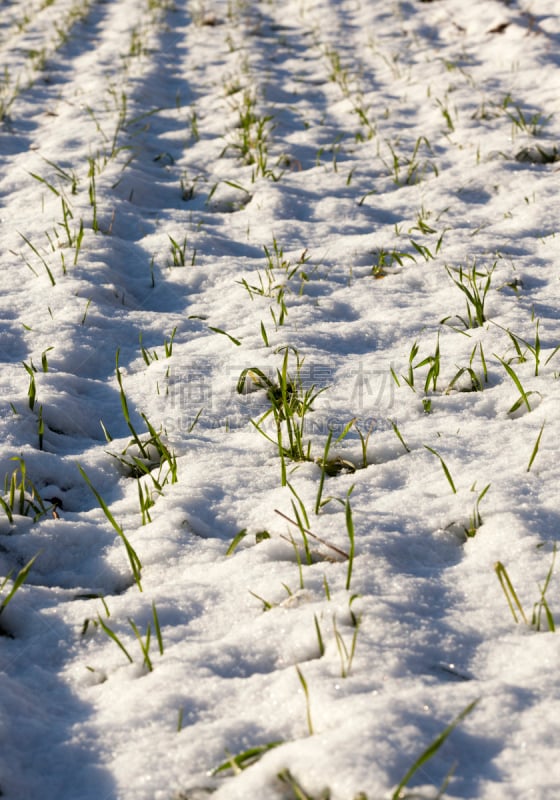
[1,0,560,797]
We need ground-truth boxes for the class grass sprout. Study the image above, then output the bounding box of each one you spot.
[390,699,479,800]
[465,483,490,538]
[238,349,327,485]
[211,741,284,776]
[496,320,560,377]
[527,421,545,472]
[496,356,538,414]
[78,465,143,591]
[384,135,437,186]
[444,262,493,328]
[332,605,360,678]
[495,549,557,632]
[114,350,178,485]
[424,446,456,494]
[18,232,56,285]
[494,561,528,624]
[296,665,314,736]
[1,458,50,522]
[277,768,329,799]
[93,601,164,671]
[314,613,325,658]
[0,553,39,619]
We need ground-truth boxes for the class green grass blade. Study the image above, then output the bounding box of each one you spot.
[97,615,133,663]
[496,356,532,412]
[425,446,456,494]
[295,665,314,736]
[211,741,284,775]
[345,487,355,591]
[527,421,545,472]
[0,553,39,613]
[152,601,164,655]
[391,699,479,800]
[78,465,143,591]
[208,326,242,346]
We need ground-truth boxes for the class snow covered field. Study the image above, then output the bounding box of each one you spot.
[1,0,560,797]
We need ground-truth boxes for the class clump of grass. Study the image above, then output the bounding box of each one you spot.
[443,262,494,328]
[495,549,557,631]
[495,319,560,378]
[94,601,164,671]
[111,350,178,485]
[1,458,51,522]
[384,135,438,186]
[237,348,327,485]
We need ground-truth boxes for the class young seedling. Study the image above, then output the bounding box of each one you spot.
[384,135,437,186]
[332,600,361,678]
[465,483,490,537]
[277,768,330,799]
[208,326,242,346]
[446,342,488,394]
[371,248,415,276]
[533,546,557,632]
[417,333,441,410]
[211,741,284,776]
[1,458,50,521]
[353,419,374,469]
[314,614,325,658]
[498,320,560,377]
[390,700,479,800]
[95,601,163,671]
[139,332,158,365]
[137,479,156,525]
[329,486,357,590]
[296,665,314,736]
[129,602,164,670]
[78,465,143,591]
[495,561,526,623]
[114,350,178,486]
[445,366,483,394]
[167,235,189,266]
[444,263,493,328]
[496,356,537,414]
[18,232,56,285]
[96,614,134,664]
[0,553,39,628]
[22,360,37,410]
[527,421,545,472]
[505,103,549,137]
[425,446,457,494]
[314,420,356,513]
[390,419,411,453]
[237,349,327,485]
[495,548,557,632]
[164,327,177,357]
[87,158,99,233]
[37,405,44,451]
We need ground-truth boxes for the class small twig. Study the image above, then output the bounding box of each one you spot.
[274,509,349,560]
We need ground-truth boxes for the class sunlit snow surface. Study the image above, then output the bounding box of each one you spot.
[1,0,560,797]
